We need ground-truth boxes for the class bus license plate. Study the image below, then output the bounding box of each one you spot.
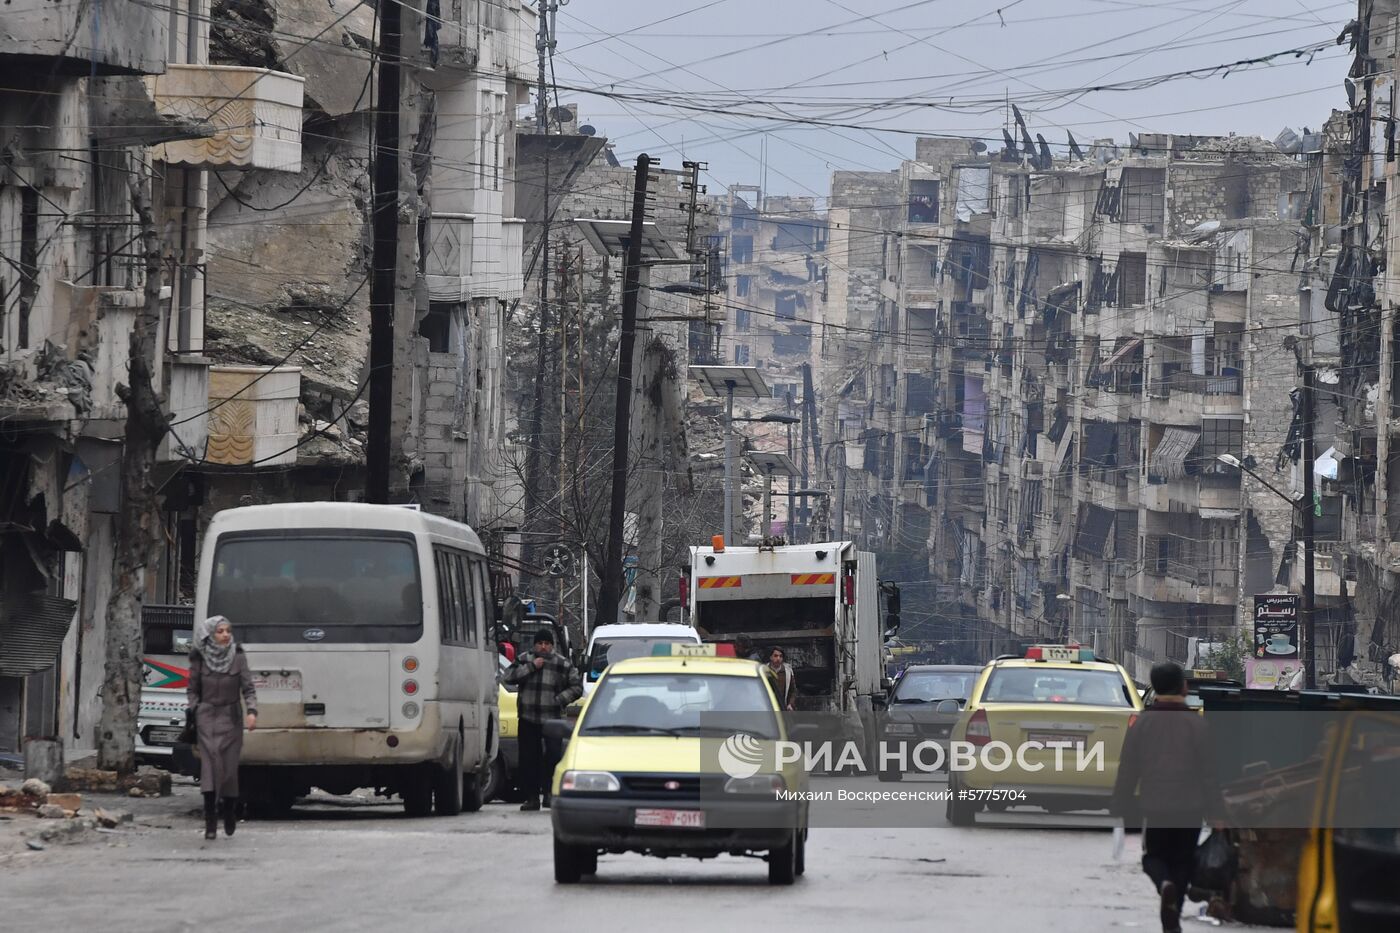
[634,808,705,829]
[253,672,302,692]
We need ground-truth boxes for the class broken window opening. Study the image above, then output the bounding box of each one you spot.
[420,303,455,353]
[1118,252,1147,306]
[18,186,40,350]
[731,235,753,265]
[908,179,940,224]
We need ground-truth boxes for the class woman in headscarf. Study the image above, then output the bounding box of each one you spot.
[187,615,257,840]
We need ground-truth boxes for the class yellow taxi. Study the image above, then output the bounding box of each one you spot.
[1296,710,1400,932]
[945,645,1142,825]
[548,644,809,885]
[488,656,520,801]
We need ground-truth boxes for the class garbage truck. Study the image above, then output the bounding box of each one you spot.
[683,538,896,750]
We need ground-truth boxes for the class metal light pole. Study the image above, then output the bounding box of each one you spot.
[1300,361,1317,689]
[723,381,736,543]
[1220,449,1315,689]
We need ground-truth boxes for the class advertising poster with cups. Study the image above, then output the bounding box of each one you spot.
[1247,594,1301,689]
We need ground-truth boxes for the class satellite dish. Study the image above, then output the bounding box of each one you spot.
[551,106,574,123]
[579,124,597,137]
[972,141,987,154]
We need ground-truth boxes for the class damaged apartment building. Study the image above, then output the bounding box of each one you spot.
[704,186,827,543]
[715,187,827,409]
[0,0,306,754]
[1292,0,1400,688]
[847,130,1322,680]
[0,0,533,758]
[201,0,533,528]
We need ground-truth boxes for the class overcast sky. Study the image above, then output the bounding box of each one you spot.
[548,0,1354,200]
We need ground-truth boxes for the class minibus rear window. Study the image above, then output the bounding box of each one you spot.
[209,533,423,644]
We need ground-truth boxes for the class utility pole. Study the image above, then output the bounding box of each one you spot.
[365,0,402,503]
[1300,354,1317,690]
[597,154,652,628]
[522,0,557,586]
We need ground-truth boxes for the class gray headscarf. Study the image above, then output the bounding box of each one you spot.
[196,615,236,674]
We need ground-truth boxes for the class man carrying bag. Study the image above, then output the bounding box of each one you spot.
[1112,661,1225,933]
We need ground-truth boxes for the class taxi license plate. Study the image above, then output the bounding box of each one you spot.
[634,808,705,829]
[1027,732,1086,747]
[253,672,302,692]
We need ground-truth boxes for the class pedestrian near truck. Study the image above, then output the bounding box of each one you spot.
[1112,661,1225,933]
[186,615,258,841]
[503,629,582,811]
[764,647,797,711]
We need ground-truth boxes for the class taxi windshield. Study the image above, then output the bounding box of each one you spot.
[891,671,975,704]
[580,673,781,739]
[586,637,695,682]
[983,668,1132,707]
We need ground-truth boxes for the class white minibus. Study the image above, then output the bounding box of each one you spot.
[195,502,499,816]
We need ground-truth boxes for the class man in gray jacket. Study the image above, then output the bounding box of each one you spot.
[1112,661,1224,933]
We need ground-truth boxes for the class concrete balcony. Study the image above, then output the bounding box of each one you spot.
[1144,373,1243,425]
[204,365,302,467]
[425,214,475,303]
[904,285,940,308]
[434,0,535,77]
[159,358,210,463]
[6,0,167,76]
[1290,540,1346,598]
[149,65,305,172]
[1137,560,1238,606]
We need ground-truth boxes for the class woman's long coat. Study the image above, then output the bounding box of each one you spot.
[187,649,257,797]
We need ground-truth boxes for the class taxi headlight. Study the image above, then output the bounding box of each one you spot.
[723,774,786,794]
[560,770,620,793]
[885,723,916,735]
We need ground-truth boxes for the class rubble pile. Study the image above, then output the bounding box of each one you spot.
[1184,135,1293,164]
[1,775,139,851]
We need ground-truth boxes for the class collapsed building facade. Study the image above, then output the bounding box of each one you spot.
[1,0,306,753]
[1296,0,1400,688]
[0,0,535,756]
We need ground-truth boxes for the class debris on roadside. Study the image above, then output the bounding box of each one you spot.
[93,808,132,829]
[64,765,170,798]
[21,778,51,798]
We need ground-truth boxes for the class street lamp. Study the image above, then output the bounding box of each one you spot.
[748,451,799,538]
[690,365,771,545]
[1219,452,1315,689]
[735,414,802,529]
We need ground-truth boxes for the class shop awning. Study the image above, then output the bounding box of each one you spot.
[1103,337,1144,371]
[1149,427,1200,481]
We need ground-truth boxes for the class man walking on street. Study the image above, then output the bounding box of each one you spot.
[1112,661,1224,933]
[503,629,582,811]
[764,646,797,711]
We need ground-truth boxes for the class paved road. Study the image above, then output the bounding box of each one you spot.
[3,774,1274,933]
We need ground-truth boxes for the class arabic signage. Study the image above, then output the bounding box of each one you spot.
[1246,594,1302,689]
